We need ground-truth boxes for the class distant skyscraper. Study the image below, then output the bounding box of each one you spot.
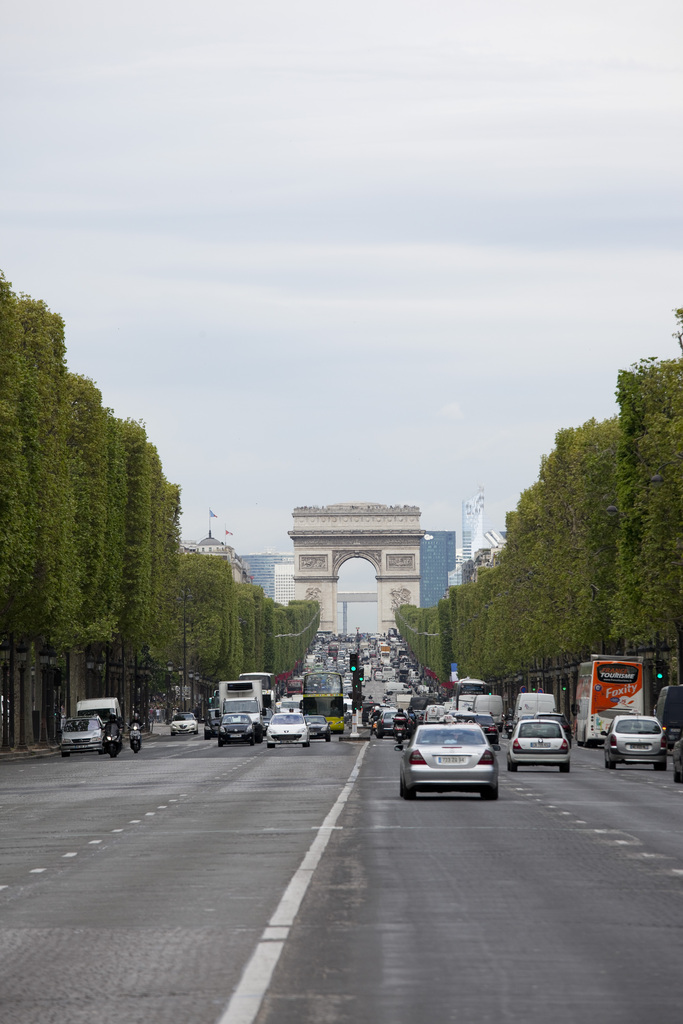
[274,562,296,605]
[241,551,294,601]
[462,487,486,560]
[420,531,456,607]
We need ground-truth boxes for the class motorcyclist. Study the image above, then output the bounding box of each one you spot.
[128,709,142,750]
[107,711,123,752]
[392,708,411,740]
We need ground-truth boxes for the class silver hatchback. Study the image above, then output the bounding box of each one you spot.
[508,719,570,772]
[399,724,499,800]
[603,715,667,770]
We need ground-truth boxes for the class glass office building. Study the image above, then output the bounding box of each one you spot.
[241,551,294,601]
[420,531,456,608]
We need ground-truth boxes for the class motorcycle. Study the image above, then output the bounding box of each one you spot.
[129,722,142,753]
[104,723,122,758]
[393,721,408,750]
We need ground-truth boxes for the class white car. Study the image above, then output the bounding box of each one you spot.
[266,712,310,748]
[508,718,570,772]
[170,712,199,735]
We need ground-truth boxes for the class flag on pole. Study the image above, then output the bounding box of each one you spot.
[209,509,217,518]
[225,529,233,536]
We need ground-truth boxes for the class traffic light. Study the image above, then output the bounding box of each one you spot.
[357,663,364,684]
[350,651,363,710]
[655,661,668,687]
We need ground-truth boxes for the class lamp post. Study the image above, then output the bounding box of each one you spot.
[16,643,28,751]
[166,661,173,722]
[178,588,193,716]
[39,646,51,746]
[47,646,58,741]
[1,639,10,751]
[86,652,95,701]
[188,671,195,716]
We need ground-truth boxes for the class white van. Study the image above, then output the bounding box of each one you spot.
[514,693,556,722]
[424,704,446,724]
[76,697,121,722]
[472,694,504,730]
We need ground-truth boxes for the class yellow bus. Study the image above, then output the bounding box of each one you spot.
[302,671,345,733]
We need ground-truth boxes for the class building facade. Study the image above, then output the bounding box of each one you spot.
[180,532,250,584]
[420,531,456,607]
[274,562,296,605]
[241,551,295,601]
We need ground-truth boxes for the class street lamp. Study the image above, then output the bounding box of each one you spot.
[39,646,51,746]
[16,643,28,751]
[47,646,58,741]
[188,671,195,715]
[178,588,193,715]
[86,651,95,700]
[166,661,173,722]
[1,639,10,751]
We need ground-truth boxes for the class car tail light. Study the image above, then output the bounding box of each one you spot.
[512,739,522,751]
[409,749,427,765]
[478,748,495,765]
[661,735,667,750]
[609,734,617,747]
[559,739,568,752]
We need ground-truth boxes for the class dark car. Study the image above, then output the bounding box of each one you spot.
[217,713,255,746]
[204,708,222,740]
[534,712,572,746]
[448,712,500,748]
[376,709,399,739]
[305,715,332,741]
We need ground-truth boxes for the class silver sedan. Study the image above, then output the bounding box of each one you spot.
[399,724,499,800]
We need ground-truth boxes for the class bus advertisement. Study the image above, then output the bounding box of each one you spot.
[574,656,643,747]
[302,671,345,733]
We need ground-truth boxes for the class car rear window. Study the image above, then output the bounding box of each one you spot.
[518,722,562,738]
[417,727,484,746]
[614,719,661,734]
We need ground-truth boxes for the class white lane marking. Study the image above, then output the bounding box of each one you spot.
[89,840,102,845]
[129,820,141,824]
[30,868,46,874]
[145,812,155,817]
[62,852,78,858]
[0,885,8,890]
[111,829,123,833]
[217,743,368,1024]
[157,805,167,809]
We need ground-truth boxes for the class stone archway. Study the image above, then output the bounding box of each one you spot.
[289,503,424,633]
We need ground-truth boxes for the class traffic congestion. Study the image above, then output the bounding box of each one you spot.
[6,633,683,1024]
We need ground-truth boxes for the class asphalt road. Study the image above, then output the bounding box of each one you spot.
[2,728,683,1024]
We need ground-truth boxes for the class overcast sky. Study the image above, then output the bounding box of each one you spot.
[2,0,682,626]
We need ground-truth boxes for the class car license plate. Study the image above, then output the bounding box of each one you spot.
[437,755,467,764]
[627,743,649,750]
[530,741,548,748]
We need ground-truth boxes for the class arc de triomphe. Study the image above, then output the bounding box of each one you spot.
[289,503,424,634]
